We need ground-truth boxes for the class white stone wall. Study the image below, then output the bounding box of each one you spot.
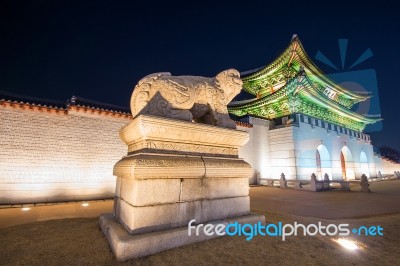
[2,106,398,204]
[269,126,297,180]
[239,114,398,183]
[0,106,130,204]
[238,117,270,184]
[293,114,375,180]
[374,155,400,177]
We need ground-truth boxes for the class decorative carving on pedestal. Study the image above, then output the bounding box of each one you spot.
[119,115,249,157]
[99,69,264,261]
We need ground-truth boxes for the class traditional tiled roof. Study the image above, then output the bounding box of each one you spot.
[240,34,370,108]
[68,96,130,114]
[234,120,253,128]
[229,71,381,131]
[0,90,65,109]
[0,90,131,116]
[230,114,253,128]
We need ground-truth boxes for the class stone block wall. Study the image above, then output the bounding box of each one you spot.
[0,103,130,204]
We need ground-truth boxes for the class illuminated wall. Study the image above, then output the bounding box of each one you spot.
[0,103,130,204]
[374,154,400,177]
[239,114,399,182]
[1,100,398,204]
[292,114,376,180]
[238,117,270,184]
[268,126,297,180]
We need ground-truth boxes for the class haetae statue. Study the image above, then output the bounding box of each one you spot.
[130,69,242,129]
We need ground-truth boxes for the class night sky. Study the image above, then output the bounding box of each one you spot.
[1,1,400,149]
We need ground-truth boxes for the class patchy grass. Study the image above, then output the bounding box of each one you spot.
[1,211,399,265]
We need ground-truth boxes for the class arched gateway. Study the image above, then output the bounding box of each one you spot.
[341,146,355,180]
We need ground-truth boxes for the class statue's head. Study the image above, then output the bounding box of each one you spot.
[215,69,243,104]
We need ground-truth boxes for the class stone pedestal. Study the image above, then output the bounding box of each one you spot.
[100,115,265,261]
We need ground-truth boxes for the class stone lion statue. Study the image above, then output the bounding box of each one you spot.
[130,69,243,129]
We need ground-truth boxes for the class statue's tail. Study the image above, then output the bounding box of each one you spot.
[130,72,171,117]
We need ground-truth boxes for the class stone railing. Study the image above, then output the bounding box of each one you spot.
[260,173,374,192]
[262,173,309,189]
[369,172,400,182]
[308,173,352,192]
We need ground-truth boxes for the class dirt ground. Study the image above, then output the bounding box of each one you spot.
[1,180,400,265]
[0,210,399,265]
[250,179,400,219]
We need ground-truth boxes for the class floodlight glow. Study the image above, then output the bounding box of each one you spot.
[82,202,89,207]
[335,238,359,250]
[21,207,31,211]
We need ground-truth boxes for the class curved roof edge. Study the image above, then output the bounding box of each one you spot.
[240,35,370,105]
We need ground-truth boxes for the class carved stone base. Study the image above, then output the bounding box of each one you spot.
[100,213,265,261]
[118,115,250,157]
[114,196,250,234]
[102,115,258,259]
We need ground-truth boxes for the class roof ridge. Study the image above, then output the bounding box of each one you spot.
[70,96,130,113]
[0,90,66,108]
[0,90,131,114]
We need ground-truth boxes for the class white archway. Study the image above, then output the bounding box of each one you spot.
[340,146,355,180]
[360,151,369,178]
[316,144,331,180]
